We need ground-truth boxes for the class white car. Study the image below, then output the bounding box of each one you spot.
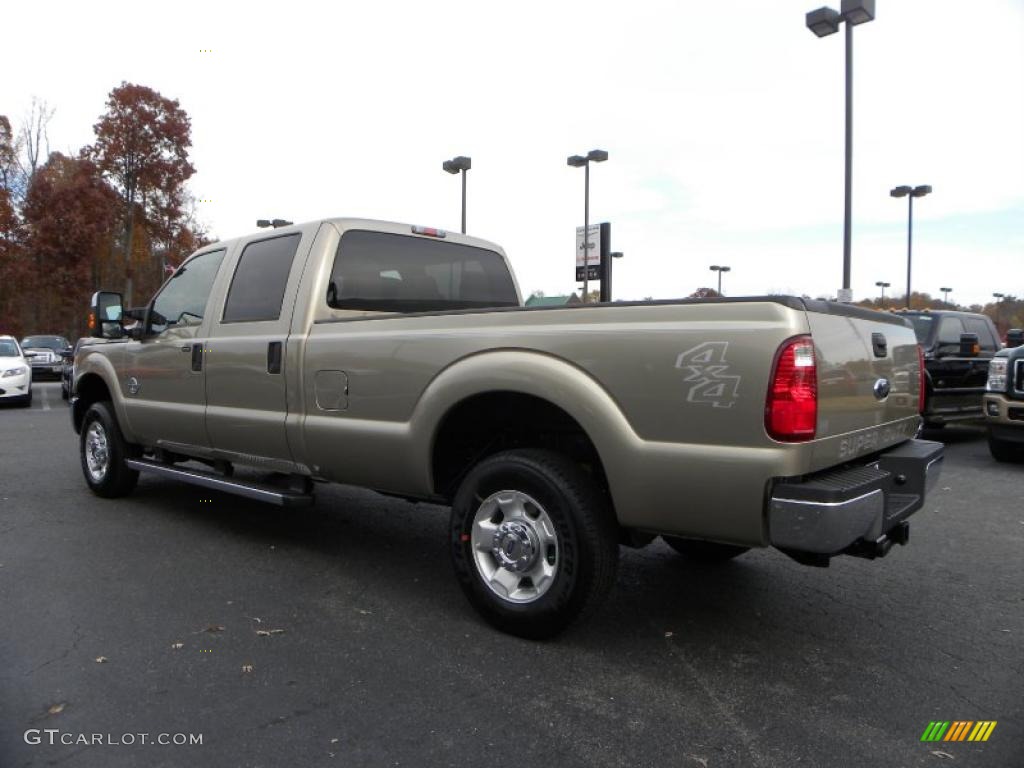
[0,336,33,407]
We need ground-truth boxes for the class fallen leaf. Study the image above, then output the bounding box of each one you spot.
[256,629,286,636]
[930,750,954,759]
[241,664,254,674]
[171,642,184,650]
[95,656,108,663]
[942,487,951,491]
[48,703,65,715]
[664,631,674,638]
[247,616,263,624]
[204,625,225,633]
[358,609,372,615]
[331,738,339,744]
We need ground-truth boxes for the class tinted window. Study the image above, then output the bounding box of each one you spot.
[936,316,965,345]
[222,234,301,323]
[964,317,997,351]
[327,230,518,313]
[905,315,933,344]
[0,339,20,357]
[150,249,227,334]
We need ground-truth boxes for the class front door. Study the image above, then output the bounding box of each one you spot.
[122,248,228,449]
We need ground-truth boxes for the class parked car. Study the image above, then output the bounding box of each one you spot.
[72,218,942,638]
[894,310,1001,427]
[21,335,72,381]
[60,339,86,400]
[983,329,1024,462]
[0,335,33,407]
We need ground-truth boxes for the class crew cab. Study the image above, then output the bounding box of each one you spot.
[71,218,943,638]
[983,329,1024,462]
[895,310,1001,427]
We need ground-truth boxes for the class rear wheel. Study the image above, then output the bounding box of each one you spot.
[662,536,749,562]
[450,449,619,639]
[80,401,139,497]
[988,435,1022,463]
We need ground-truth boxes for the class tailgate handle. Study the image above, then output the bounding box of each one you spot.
[267,341,283,374]
[191,343,203,372]
[871,333,887,358]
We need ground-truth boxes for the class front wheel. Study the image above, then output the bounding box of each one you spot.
[988,435,1022,463]
[450,449,619,639]
[662,536,749,562]
[80,401,139,497]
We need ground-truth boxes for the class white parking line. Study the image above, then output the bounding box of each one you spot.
[41,385,51,411]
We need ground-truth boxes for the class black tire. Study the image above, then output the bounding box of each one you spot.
[988,435,1022,463]
[450,449,619,640]
[61,380,69,400]
[662,536,749,562]
[80,401,139,497]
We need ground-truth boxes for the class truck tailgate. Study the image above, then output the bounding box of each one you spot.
[804,303,921,468]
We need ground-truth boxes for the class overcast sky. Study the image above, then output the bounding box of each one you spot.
[3,0,1022,306]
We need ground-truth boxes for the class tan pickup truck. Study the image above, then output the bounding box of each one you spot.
[72,218,943,638]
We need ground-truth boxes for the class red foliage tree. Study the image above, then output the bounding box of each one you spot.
[86,82,195,306]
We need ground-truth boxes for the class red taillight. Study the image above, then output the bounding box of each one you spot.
[917,344,926,413]
[766,335,817,442]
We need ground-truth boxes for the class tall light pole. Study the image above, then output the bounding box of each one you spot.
[890,184,932,307]
[940,286,952,308]
[442,156,471,234]
[710,265,731,295]
[993,292,1006,331]
[567,149,608,303]
[806,0,876,300]
[875,280,890,303]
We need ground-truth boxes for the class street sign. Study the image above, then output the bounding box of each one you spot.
[575,224,601,281]
[836,288,853,304]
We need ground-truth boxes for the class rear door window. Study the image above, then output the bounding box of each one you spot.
[327,230,518,313]
[222,234,302,323]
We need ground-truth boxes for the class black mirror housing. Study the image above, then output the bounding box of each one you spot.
[959,332,980,357]
[1007,329,1023,349]
[89,291,124,338]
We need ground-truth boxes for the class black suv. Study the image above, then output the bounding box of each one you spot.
[895,310,1002,428]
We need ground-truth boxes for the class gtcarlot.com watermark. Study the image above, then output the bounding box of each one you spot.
[25,730,203,747]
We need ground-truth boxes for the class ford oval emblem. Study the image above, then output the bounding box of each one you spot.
[873,378,891,400]
[127,376,140,395]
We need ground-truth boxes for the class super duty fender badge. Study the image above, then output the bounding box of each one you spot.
[126,376,140,395]
[675,342,740,408]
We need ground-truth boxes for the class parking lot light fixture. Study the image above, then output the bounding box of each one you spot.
[567,149,609,303]
[710,265,731,295]
[891,183,931,308]
[442,156,472,234]
[875,280,890,302]
[940,287,952,308]
[806,1,876,298]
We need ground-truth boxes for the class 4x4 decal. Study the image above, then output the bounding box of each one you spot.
[675,342,741,408]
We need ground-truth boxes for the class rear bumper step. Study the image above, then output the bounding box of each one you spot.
[125,459,314,508]
[768,438,943,559]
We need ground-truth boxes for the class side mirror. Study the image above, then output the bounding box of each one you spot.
[959,332,980,357]
[89,291,124,338]
[1007,329,1023,348]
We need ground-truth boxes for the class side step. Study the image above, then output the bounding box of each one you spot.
[125,459,314,508]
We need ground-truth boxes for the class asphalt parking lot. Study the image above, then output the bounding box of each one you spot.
[1,382,1021,767]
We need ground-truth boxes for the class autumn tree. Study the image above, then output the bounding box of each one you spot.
[86,82,195,306]
[21,153,120,337]
[0,115,25,334]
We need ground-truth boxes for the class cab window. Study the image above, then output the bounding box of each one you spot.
[149,249,227,334]
[936,316,965,346]
[326,230,518,313]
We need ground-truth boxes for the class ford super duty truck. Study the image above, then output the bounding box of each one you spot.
[72,218,943,638]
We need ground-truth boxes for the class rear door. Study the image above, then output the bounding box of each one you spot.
[203,226,316,468]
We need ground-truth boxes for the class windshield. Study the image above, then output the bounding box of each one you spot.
[21,336,69,351]
[0,339,21,357]
[902,315,934,344]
